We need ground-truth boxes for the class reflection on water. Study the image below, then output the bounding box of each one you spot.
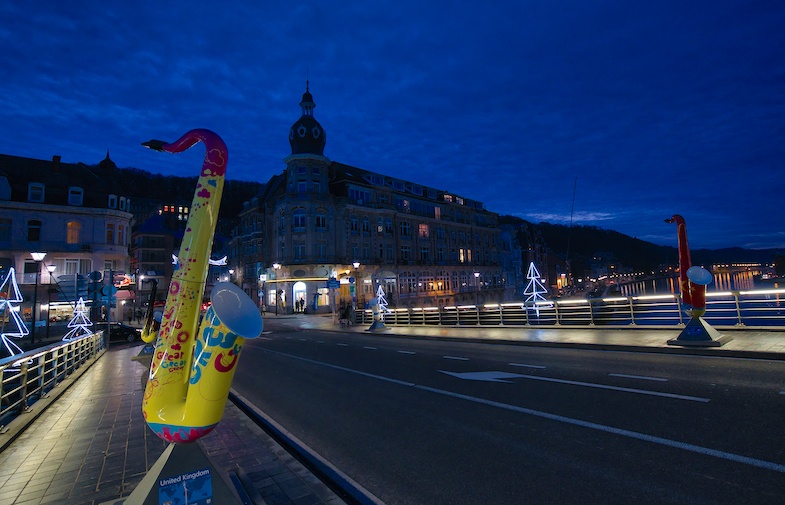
[618,271,759,297]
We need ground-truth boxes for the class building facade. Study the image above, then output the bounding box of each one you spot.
[0,154,133,324]
[230,85,519,314]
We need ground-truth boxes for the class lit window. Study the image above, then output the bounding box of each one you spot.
[106,223,115,244]
[67,221,81,244]
[419,224,429,238]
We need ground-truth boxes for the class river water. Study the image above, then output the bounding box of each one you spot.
[616,270,774,297]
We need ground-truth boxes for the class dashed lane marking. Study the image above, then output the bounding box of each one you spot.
[609,373,668,382]
[509,363,546,369]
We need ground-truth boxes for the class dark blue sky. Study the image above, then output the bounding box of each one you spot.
[1,1,783,250]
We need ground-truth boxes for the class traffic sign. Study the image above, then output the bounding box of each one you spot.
[327,279,340,289]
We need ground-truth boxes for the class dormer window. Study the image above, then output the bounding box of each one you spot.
[68,186,84,206]
[119,197,127,211]
[108,194,117,209]
[28,183,45,203]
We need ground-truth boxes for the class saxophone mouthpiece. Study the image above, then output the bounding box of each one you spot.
[664,218,674,223]
[142,139,167,151]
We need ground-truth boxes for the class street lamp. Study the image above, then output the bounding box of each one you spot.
[45,264,56,339]
[136,272,144,324]
[273,263,281,315]
[474,272,480,306]
[30,252,46,345]
[352,262,360,308]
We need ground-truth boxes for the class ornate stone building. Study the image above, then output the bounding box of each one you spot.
[230,84,519,313]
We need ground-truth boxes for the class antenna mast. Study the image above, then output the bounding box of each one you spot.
[565,177,577,280]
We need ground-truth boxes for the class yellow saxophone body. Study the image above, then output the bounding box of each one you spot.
[141,129,262,443]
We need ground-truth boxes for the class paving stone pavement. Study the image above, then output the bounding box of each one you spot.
[0,343,346,505]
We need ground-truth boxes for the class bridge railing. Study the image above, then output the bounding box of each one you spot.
[357,288,785,329]
[0,332,105,432]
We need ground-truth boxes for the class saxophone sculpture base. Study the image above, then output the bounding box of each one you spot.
[667,312,733,347]
[111,443,243,505]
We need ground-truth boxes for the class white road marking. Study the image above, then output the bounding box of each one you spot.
[397,350,416,355]
[515,374,707,402]
[337,343,348,347]
[509,363,546,369]
[317,341,325,344]
[609,373,668,382]
[780,391,785,395]
[262,348,785,474]
[364,346,378,350]
[443,356,469,361]
[259,336,273,341]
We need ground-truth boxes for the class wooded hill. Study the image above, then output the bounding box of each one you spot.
[499,215,783,274]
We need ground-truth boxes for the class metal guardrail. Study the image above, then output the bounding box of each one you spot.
[0,332,105,432]
[357,288,785,329]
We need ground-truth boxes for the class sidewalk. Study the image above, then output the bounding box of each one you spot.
[296,314,785,360]
[0,343,346,505]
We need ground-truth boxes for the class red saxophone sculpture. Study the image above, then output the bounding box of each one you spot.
[665,214,712,313]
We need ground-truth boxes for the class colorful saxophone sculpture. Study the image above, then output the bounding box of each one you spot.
[141,129,262,443]
[665,214,713,314]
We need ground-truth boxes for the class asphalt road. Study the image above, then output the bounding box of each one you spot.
[233,323,785,504]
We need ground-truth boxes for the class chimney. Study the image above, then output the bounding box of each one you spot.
[52,155,61,171]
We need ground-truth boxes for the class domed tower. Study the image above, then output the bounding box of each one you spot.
[288,81,326,156]
[284,82,330,196]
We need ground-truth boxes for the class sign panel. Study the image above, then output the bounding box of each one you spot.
[158,467,213,505]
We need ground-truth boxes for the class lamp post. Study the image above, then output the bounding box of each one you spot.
[134,269,143,325]
[273,263,281,315]
[474,271,480,306]
[352,261,360,309]
[45,264,56,339]
[30,252,46,345]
